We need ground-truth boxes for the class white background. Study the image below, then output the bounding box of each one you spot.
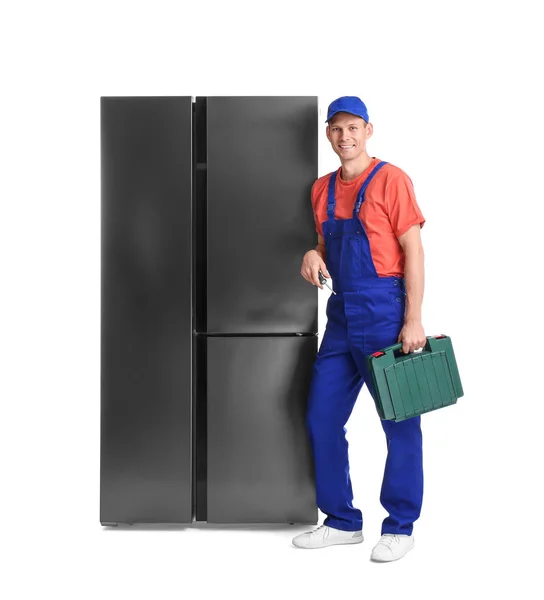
[1,1,542,598]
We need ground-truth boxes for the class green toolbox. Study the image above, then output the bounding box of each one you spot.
[366,335,463,422]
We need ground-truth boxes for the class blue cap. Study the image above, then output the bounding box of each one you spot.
[326,96,369,123]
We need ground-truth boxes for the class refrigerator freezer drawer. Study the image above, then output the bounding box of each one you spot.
[206,336,318,524]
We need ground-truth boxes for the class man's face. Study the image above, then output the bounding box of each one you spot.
[326,112,372,161]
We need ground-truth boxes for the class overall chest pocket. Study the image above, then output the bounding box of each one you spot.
[345,234,364,277]
[327,232,363,279]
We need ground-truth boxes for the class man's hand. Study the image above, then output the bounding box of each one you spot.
[301,250,330,289]
[398,318,426,354]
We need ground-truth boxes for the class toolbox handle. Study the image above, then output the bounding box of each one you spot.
[381,335,447,357]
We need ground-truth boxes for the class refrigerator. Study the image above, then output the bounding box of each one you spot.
[100,96,320,526]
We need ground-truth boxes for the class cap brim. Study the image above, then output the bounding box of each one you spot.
[325,109,366,123]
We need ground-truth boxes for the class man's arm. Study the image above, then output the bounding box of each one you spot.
[301,233,329,288]
[398,224,424,322]
[315,233,326,262]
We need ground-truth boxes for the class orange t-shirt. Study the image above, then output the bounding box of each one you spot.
[311,157,425,277]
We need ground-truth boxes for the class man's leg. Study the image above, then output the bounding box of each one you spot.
[353,346,424,536]
[305,340,365,531]
[378,416,423,535]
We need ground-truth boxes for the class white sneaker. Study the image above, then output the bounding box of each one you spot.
[292,524,363,549]
[370,533,415,562]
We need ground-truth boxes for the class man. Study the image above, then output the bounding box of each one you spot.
[293,96,427,562]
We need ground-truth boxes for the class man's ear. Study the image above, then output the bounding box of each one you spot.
[326,125,330,141]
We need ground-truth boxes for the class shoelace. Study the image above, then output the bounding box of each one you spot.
[309,524,329,539]
[379,534,401,547]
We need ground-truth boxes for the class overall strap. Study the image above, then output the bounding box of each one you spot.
[326,170,338,220]
[353,161,388,215]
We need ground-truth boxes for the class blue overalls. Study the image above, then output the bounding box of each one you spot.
[306,160,424,535]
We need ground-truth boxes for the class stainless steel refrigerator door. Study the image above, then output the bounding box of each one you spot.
[206,336,318,524]
[100,97,193,524]
[204,96,318,334]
